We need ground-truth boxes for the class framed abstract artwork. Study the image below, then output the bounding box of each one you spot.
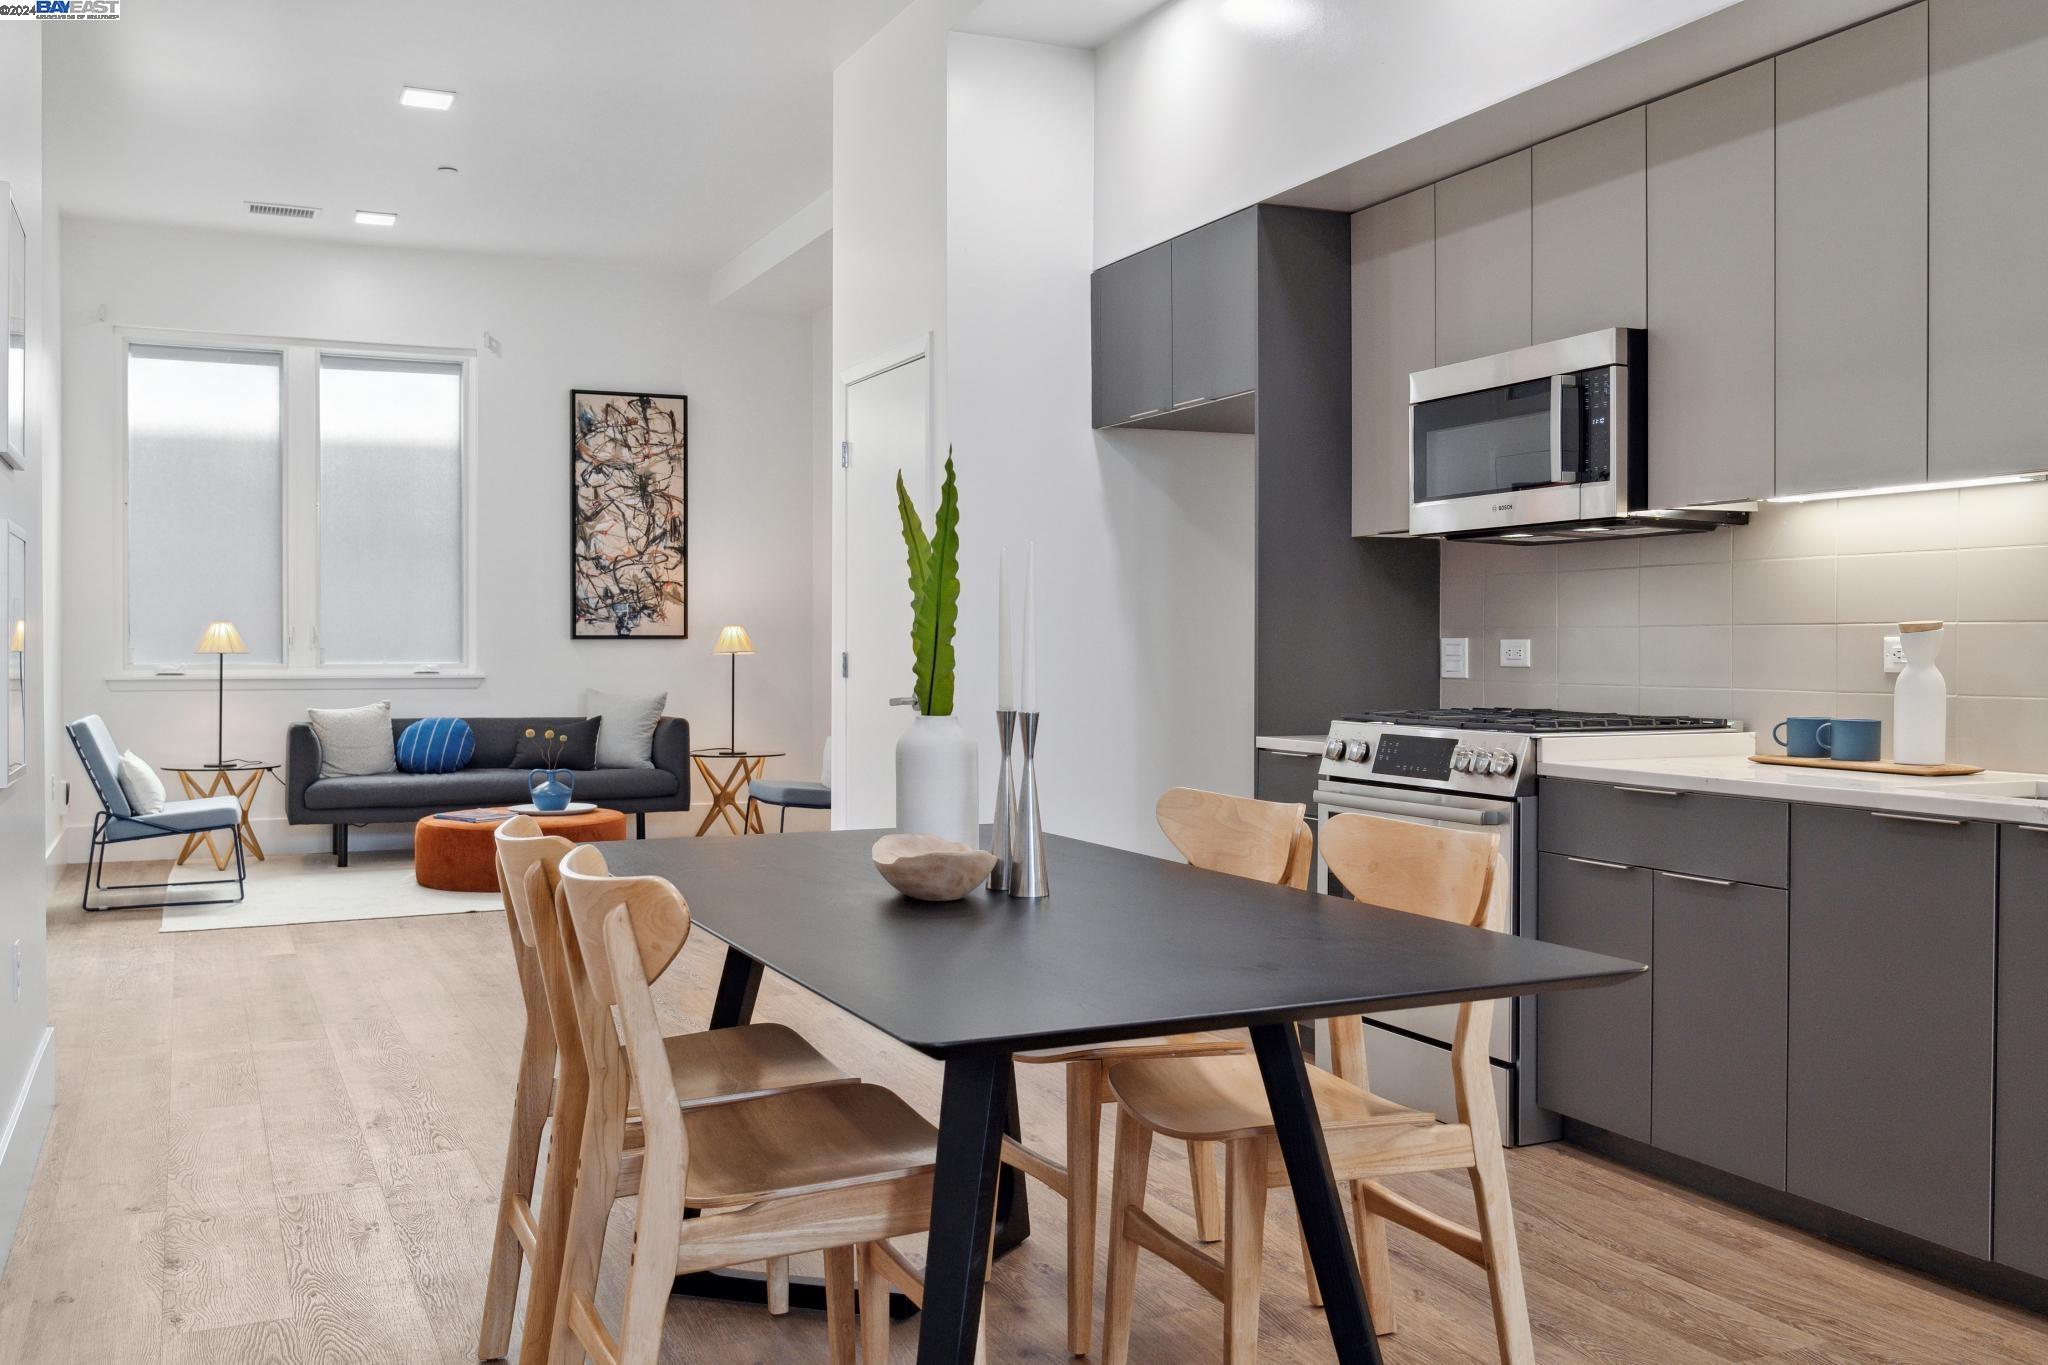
[570,389,688,638]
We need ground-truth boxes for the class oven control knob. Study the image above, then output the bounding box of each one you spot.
[1324,737,1347,761]
[1487,750,1517,776]
[1344,739,1372,765]
[1451,749,1471,772]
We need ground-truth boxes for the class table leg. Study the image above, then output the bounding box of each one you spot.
[1249,1023,1384,1365]
[916,1049,1010,1364]
[173,771,205,867]
[234,769,268,862]
[708,946,764,1030]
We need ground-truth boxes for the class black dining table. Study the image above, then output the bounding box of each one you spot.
[602,828,1643,1364]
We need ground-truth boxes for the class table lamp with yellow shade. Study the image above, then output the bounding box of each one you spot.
[196,620,246,768]
[712,624,754,753]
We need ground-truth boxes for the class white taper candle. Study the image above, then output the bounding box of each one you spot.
[1021,542,1038,712]
[996,548,1013,711]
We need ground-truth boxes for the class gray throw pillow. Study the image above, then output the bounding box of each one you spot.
[511,719,601,771]
[309,700,398,778]
[588,689,666,768]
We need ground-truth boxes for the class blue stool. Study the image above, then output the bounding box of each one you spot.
[746,776,831,832]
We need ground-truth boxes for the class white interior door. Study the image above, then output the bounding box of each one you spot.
[838,352,930,828]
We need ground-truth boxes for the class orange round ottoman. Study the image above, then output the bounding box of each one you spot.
[414,808,630,892]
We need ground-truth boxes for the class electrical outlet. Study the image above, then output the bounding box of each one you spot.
[1439,637,1469,679]
[1500,638,1532,668]
[1883,634,1907,674]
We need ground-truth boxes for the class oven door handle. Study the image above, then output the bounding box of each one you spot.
[1322,792,1508,827]
[1549,372,1580,485]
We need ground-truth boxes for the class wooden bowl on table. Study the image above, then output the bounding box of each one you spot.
[872,834,998,902]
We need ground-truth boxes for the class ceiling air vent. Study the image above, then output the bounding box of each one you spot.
[245,201,319,221]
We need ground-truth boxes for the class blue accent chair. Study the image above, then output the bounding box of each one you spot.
[745,741,832,833]
[68,714,246,911]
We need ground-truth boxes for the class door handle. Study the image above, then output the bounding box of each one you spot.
[1565,856,1631,872]
[1660,871,1736,888]
[1871,810,1965,827]
[1614,785,1683,797]
[888,696,917,707]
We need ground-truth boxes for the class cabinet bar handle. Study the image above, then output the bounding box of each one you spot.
[1614,785,1683,797]
[1565,856,1631,871]
[1172,395,1212,408]
[1661,871,1736,887]
[1871,810,1965,827]
[1124,407,1167,420]
[2018,824,2048,834]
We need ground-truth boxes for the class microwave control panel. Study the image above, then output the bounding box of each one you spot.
[1577,365,1613,482]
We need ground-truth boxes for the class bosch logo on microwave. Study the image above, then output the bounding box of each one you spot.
[1491,502,1515,512]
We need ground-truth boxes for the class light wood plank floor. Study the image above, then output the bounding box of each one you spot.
[3,862,2046,1363]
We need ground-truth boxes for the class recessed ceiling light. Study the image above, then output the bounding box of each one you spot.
[400,86,456,111]
[354,210,398,227]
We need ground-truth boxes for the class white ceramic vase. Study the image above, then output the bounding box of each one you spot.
[895,713,980,848]
[1893,624,1948,765]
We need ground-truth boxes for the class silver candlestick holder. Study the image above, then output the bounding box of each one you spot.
[988,710,1017,892]
[1010,711,1049,898]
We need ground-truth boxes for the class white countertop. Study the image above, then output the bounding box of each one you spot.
[1254,734,1327,756]
[1539,732,2048,826]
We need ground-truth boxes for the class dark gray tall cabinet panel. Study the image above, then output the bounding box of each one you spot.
[1652,874,1788,1189]
[1350,186,1434,538]
[1646,61,1777,509]
[1929,0,2048,481]
[1254,206,1438,735]
[1774,4,1929,497]
[1788,804,1995,1257]
[1434,151,1531,364]
[1532,108,1646,342]
[1996,826,2048,1279]
[1090,243,1172,427]
[1535,852,1652,1142]
[1171,208,1258,410]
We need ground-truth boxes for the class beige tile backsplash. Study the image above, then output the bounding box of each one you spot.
[1438,481,2048,770]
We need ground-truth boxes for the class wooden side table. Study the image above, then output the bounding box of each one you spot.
[690,748,785,836]
[163,761,279,870]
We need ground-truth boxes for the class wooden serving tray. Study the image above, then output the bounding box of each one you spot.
[1748,754,1984,777]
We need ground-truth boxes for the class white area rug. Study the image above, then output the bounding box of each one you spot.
[145,850,499,933]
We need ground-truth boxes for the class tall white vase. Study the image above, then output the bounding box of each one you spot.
[896,713,980,848]
[1893,624,1948,765]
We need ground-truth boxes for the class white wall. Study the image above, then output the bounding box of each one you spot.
[59,218,821,856]
[945,33,1254,856]
[0,24,56,1272]
[1092,0,1743,264]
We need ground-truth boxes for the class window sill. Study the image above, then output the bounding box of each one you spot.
[104,670,486,692]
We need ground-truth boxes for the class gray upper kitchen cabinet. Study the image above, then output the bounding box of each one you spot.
[1534,851,1652,1143]
[1788,803,1995,1258]
[1532,108,1646,342]
[1090,242,1172,427]
[1928,0,2048,481]
[1774,4,1930,497]
[1646,61,1777,509]
[1434,151,1531,365]
[1350,187,1434,537]
[1996,824,2048,1279]
[1652,873,1788,1190]
[1170,208,1258,410]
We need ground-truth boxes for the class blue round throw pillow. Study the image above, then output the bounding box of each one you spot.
[396,716,475,775]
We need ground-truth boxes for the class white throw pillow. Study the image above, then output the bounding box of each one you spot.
[117,750,166,816]
[309,700,398,778]
[588,689,666,769]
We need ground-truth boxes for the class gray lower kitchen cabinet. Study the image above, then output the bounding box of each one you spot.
[1774,4,1929,497]
[1091,242,1172,427]
[1533,108,1645,342]
[1170,208,1257,410]
[1652,872,1788,1189]
[1535,851,1652,1142]
[1646,60,1776,509]
[1996,823,2048,1278]
[1539,778,1788,888]
[1434,150,1531,365]
[1350,186,1433,537]
[1788,803,1995,1258]
[1928,0,2048,481]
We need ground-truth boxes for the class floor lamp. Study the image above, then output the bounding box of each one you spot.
[195,621,246,768]
[712,625,754,752]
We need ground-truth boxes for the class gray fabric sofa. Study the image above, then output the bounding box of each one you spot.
[286,715,691,864]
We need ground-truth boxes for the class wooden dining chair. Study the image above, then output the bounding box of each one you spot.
[547,843,961,1365]
[1003,787,1314,1356]
[475,816,852,1364]
[1099,812,1533,1365]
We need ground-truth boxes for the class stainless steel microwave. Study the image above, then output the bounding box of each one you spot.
[1407,328,1742,542]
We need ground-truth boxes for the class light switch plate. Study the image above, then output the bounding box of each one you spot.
[1440,637,1469,679]
[1500,638,1532,668]
[1882,634,1906,674]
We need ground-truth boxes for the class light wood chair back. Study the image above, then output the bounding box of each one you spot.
[557,842,693,1009]
[496,814,575,947]
[1317,811,1500,929]
[1156,787,1309,886]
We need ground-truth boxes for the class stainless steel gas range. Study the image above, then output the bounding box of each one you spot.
[1312,706,1736,1145]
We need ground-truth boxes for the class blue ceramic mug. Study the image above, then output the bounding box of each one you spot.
[1825,718,1882,762]
[1773,716,1833,758]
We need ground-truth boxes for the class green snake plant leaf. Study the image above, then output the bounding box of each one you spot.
[917,455,962,716]
[896,470,933,706]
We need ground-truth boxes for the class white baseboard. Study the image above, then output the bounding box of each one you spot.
[0,1026,56,1274]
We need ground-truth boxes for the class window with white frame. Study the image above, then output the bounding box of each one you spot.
[122,335,471,674]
